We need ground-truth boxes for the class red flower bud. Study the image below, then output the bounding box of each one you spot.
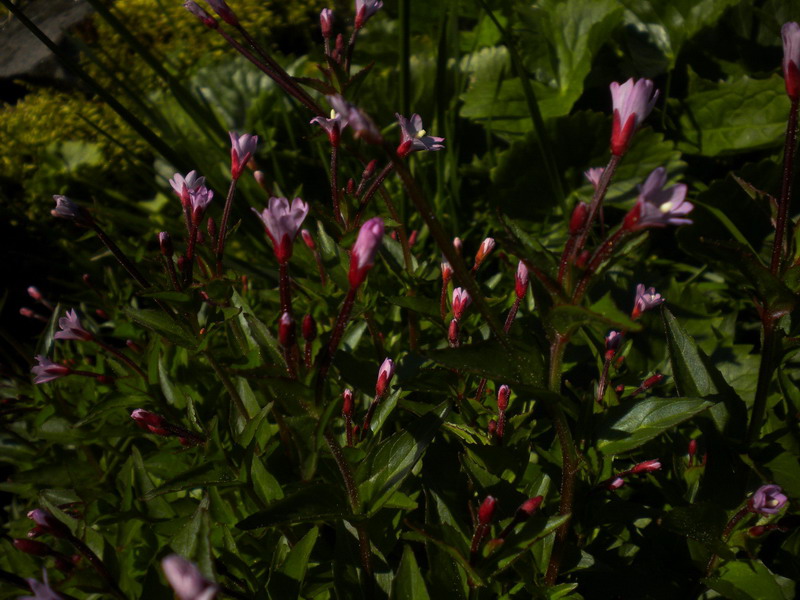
[375,358,395,398]
[631,459,661,474]
[27,509,70,538]
[13,538,51,556]
[278,312,295,348]
[342,389,354,416]
[302,314,317,341]
[448,319,459,347]
[159,232,173,257]
[517,496,543,518]
[569,202,589,235]
[496,385,510,411]
[478,496,497,525]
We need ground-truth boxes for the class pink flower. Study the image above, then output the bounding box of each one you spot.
[252,197,309,264]
[20,572,64,600]
[204,0,237,25]
[395,113,445,157]
[51,195,90,225]
[631,284,664,319]
[515,261,529,299]
[622,167,692,231]
[184,2,217,28]
[748,484,788,515]
[354,0,383,29]
[348,217,384,287]
[782,22,800,100]
[631,459,661,474]
[609,78,658,156]
[169,171,206,208]
[497,385,510,411]
[452,287,472,320]
[162,555,218,600]
[375,358,395,397]
[320,8,334,38]
[130,409,169,436]
[584,167,604,189]
[229,131,258,179]
[327,96,381,144]
[605,330,622,359]
[54,309,93,341]
[478,495,497,525]
[188,185,214,224]
[32,356,71,384]
[310,110,348,146]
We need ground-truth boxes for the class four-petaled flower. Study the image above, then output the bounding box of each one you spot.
[252,197,309,264]
[229,131,258,179]
[32,356,71,384]
[631,284,664,319]
[348,217,384,287]
[622,167,692,231]
[327,96,382,144]
[170,171,207,208]
[54,309,93,341]
[395,113,445,157]
[310,110,348,146]
[452,287,472,320]
[609,78,658,156]
[354,0,383,29]
[162,555,219,600]
[748,484,788,515]
[782,22,800,100]
[375,358,395,398]
[188,185,214,224]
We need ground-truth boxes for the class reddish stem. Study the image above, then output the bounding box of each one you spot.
[215,179,239,277]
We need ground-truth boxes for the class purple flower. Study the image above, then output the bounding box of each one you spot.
[605,330,622,358]
[348,217,384,287]
[27,509,69,538]
[327,95,382,144]
[623,167,692,231]
[229,131,258,179]
[203,0,237,25]
[54,309,93,341]
[170,171,206,208]
[515,261,529,299]
[20,571,64,600]
[782,22,800,100]
[609,78,658,156]
[51,195,90,225]
[184,2,217,27]
[631,284,664,320]
[310,110,348,146]
[354,0,383,29]
[748,484,788,515]
[395,113,445,157]
[376,357,395,398]
[31,356,71,384]
[320,8,334,38]
[188,185,214,224]
[162,555,218,600]
[452,287,472,320]
[251,197,309,264]
[584,167,604,189]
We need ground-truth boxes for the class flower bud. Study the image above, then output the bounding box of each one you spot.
[474,237,495,267]
[346,178,355,194]
[204,0,238,25]
[518,496,543,518]
[569,202,589,235]
[782,22,800,101]
[301,229,316,250]
[52,195,91,225]
[302,314,317,341]
[607,477,625,491]
[487,420,497,437]
[13,538,51,556]
[576,250,591,269]
[184,1,218,28]
[448,319,459,347]
[348,217,384,288]
[342,389,354,416]
[688,439,697,464]
[478,496,497,525]
[408,230,418,246]
[158,232,173,257]
[441,256,453,283]
[375,358,395,398]
[27,286,43,302]
[631,459,661,474]
[278,312,295,348]
[27,509,70,538]
[126,339,142,353]
[497,385,510,411]
[363,159,378,180]
[130,409,169,436]
[320,8,334,38]
[605,330,622,360]
[515,261,529,299]
[452,287,472,320]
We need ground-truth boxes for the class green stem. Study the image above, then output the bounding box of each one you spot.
[204,351,249,422]
[215,179,239,277]
[748,316,778,444]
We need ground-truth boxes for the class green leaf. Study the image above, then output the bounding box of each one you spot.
[131,446,175,519]
[141,462,238,500]
[392,545,431,600]
[677,74,790,156]
[660,502,731,557]
[596,397,712,455]
[124,307,197,348]
[662,306,747,440]
[250,455,283,504]
[426,340,545,387]
[268,526,319,598]
[357,402,450,515]
[622,0,741,67]
[547,304,640,337]
[171,497,214,577]
[705,559,794,600]
[236,484,350,529]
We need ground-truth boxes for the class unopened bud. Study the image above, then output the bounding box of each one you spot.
[27,509,70,538]
[301,229,316,250]
[688,439,698,463]
[82,274,91,286]
[20,308,36,319]
[346,178,355,195]
[159,232,173,256]
[320,8,334,38]
[517,496,543,518]
[27,286,43,302]
[375,358,395,398]
[478,496,497,525]
[278,312,295,348]
[343,389,354,416]
[569,202,589,235]
[95,309,108,320]
[441,256,453,283]
[576,250,591,269]
[408,230,418,246]
[452,287,472,320]
[13,538,51,556]
[453,237,463,255]
[183,1,218,28]
[254,170,269,191]
[204,0,238,26]
[607,477,625,490]
[302,314,317,341]
[96,375,114,385]
[631,459,661,474]
[126,340,142,353]
[488,419,497,437]
[474,237,496,267]
[448,319,459,347]
[497,385,510,411]
[363,159,378,180]
[605,330,622,359]
[515,261,529,299]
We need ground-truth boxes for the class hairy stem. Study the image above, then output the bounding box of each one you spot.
[215,179,239,277]
[771,97,799,274]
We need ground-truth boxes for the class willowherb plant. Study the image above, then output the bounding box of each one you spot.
[4,2,800,599]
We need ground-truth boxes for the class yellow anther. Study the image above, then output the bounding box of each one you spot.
[416,129,427,138]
